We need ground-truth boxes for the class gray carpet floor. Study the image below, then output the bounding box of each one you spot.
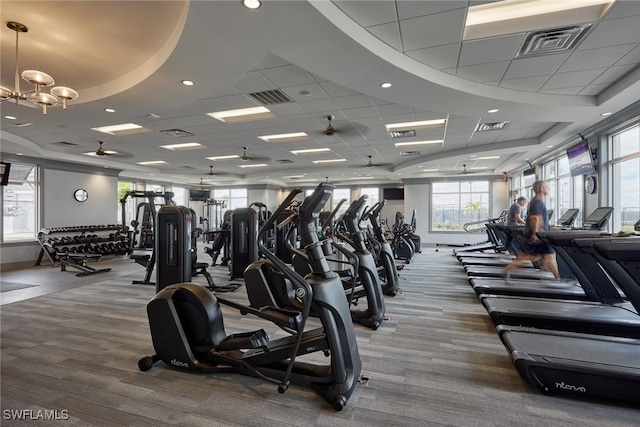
[1,249,638,426]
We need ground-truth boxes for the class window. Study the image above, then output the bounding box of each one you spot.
[540,156,583,227]
[145,183,166,206]
[2,163,38,242]
[117,181,135,226]
[332,188,351,218]
[609,124,639,232]
[360,187,379,209]
[431,181,489,231]
[171,186,187,206]
[213,188,247,210]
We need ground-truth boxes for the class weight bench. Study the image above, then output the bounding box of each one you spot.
[57,252,112,277]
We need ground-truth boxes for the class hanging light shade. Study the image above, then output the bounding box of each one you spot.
[1,21,78,114]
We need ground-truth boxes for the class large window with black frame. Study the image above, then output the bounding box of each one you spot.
[608,122,639,232]
[2,162,38,242]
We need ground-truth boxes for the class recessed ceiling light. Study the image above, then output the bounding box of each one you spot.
[160,142,203,151]
[16,152,23,156]
[182,80,194,86]
[299,90,311,96]
[238,163,268,168]
[104,108,115,113]
[208,106,275,123]
[258,132,308,143]
[470,154,477,158]
[4,115,16,120]
[243,0,261,9]
[313,159,346,164]
[477,156,500,160]
[421,168,440,172]
[380,82,392,88]
[290,148,331,155]
[547,145,554,148]
[91,123,148,136]
[394,140,443,147]
[206,154,241,161]
[385,119,447,132]
[350,176,374,180]
[470,167,487,170]
[137,160,167,165]
[487,109,499,113]
[601,112,612,116]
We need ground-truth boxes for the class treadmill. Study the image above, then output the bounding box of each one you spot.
[496,240,640,403]
[469,230,607,300]
[481,236,640,339]
[464,207,613,280]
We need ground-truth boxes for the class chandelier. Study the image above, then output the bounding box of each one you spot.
[0,21,78,114]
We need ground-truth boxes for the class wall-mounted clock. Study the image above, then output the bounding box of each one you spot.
[74,189,88,202]
[585,176,597,194]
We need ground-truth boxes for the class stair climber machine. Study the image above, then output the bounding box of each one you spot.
[391,211,416,263]
[294,194,386,330]
[360,200,401,296]
[138,184,362,411]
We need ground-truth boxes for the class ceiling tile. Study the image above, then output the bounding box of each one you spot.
[500,75,550,91]
[266,103,308,117]
[502,53,570,80]
[577,16,640,51]
[557,44,637,73]
[252,53,291,70]
[367,22,403,51]
[540,68,607,90]
[615,44,640,66]
[602,1,640,21]
[230,70,278,94]
[458,34,525,67]
[297,98,340,113]
[281,83,329,102]
[589,64,636,85]
[332,94,374,109]
[396,0,467,20]
[375,103,415,116]
[399,8,467,51]
[405,43,461,70]
[456,61,511,83]
[540,86,585,95]
[259,64,316,88]
[318,81,359,98]
[578,83,611,95]
[334,0,397,27]
[341,106,379,119]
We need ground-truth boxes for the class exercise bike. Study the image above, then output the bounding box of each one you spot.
[138,183,362,411]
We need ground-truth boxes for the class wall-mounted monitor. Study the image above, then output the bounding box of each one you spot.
[0,162,11,186]
[566,141,595,176]
[189,188,210,201]
[382,187,404,200]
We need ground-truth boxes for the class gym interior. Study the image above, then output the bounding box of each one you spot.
[1,1,640,425]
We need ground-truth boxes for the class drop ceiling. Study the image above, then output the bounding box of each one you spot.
[1,0,639,187]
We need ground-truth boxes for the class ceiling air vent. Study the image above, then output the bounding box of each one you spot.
[399,151,420,156]
[159,128,194,138]
[276,159,295,164]
[389,130,416,138]
[51,141,80,147]
[516,24,592,58]
[475,121,510,132]
[248,89,292,105]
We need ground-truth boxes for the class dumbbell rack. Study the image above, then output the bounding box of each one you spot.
[35,225,126,266]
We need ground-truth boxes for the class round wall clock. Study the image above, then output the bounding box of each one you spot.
[585,176,597,194]
[74,189,89,202]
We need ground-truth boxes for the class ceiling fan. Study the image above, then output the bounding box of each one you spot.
[446,164,486,176]
[312,115,369,138]
[93,140,130,157]
[240,146,269,162]
[362,155,392,168]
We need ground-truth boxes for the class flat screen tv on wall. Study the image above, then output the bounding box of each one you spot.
[382,188,404,200]
[189,188,210,201]
[566,141,595,176]
[0,162,11,186]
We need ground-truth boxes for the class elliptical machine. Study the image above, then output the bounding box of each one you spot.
[361,200,400,296]
[138,184,362,411]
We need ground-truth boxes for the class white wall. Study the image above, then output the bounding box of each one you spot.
[44,169,118,228]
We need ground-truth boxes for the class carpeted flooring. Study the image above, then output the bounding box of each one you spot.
[1,249,638,426]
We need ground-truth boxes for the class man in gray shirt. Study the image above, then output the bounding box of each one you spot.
[506,196,527,226]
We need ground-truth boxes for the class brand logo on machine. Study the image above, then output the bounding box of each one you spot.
[170,359,189,368]
[555,382,586,393]
[295,288,306,298]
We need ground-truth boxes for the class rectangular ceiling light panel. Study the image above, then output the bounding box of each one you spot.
[464,0,615,40]
[290,148,331,155]
[137,160,167,165]
[395,140,443,147]
[385,119,446,132]
[92,123,150,136]
[160,142,203,150]
[258,132,308,143]
[208,106,275,123]
[206,154,241,161]
[312,159,346,164]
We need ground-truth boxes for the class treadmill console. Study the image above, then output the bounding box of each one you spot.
[582,207,614,230]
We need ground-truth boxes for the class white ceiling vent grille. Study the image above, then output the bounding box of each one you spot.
[249,89,292,105]
[159,128,194,138]
[517,24,592,58]
[399,151,420,156]
[475,121,510,132]
[389,130,416,138]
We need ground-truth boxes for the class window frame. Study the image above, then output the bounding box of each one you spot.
[430,179,491,232]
